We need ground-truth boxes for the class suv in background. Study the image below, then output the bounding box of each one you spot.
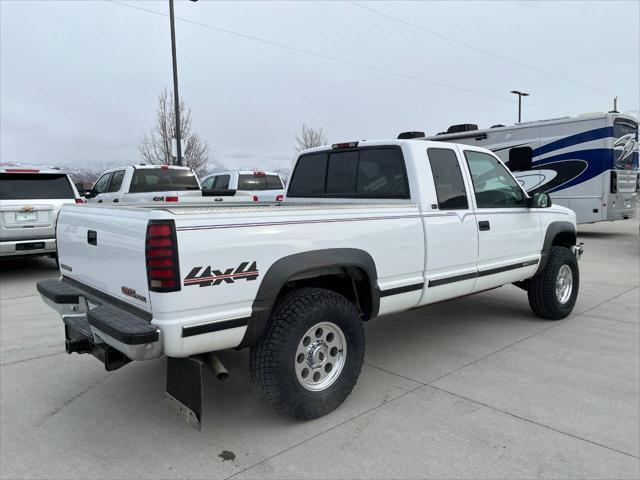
[82,165,202,204]
[0,167,82,258]
[200,170,286,202]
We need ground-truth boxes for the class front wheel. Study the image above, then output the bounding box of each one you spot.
[527,246,579,320]
[249,287,365,420]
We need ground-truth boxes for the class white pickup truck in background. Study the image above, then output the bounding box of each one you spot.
[82,164,203,205]
[0,167,82,258]
[38,139,583,429]
[200,170,286,202]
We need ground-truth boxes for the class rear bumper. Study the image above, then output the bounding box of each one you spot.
[37,278,162,368]
[0,238,56,257]
[571,243,584,261]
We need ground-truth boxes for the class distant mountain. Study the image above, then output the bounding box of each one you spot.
[0,159,291,186]
[0,161,105,185]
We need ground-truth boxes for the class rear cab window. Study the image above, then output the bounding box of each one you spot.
[237,173,283,191]
[288,146,410,199]
[0,173,75,200]
[129,168,199,193]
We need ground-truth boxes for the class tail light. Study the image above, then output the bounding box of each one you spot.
[165,196,179,202]
[75,198,84,204]
[610,171,617,193]
[275,194,284,202]
[146,220,181,292]
[252,195,259,202]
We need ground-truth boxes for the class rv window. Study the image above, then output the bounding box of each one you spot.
[464,151,526,208]
[427,148,469,210]
[508,147,533,172]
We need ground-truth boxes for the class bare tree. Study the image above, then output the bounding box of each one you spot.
[295,123,328,152]
[139,88,209,173]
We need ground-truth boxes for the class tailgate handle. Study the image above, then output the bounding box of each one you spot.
[87,230,97,246]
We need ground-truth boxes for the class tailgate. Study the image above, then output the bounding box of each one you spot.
[0,200,59,241]
[56,205,152,313]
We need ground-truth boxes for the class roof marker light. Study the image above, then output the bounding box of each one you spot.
[331,142,358,149]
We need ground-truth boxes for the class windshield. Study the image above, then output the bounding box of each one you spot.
[237,174,283,191]
[129,169,199,193]
[613,119,638,170]
[0,173,75,200]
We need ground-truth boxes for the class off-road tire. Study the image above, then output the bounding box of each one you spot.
[249,287,365,420]
[528,246,579,320]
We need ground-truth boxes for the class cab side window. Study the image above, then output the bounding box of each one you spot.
[427,148,469,209]
[215,175,230,190]
[93,173,112,194]
[201,176,216,190]
[107,170,125,193]
[464,151,526,208]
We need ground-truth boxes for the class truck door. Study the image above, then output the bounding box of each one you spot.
[462,148,541,292]
[421,147,478,305]
[103,170,125,203]
[88,172,112,203]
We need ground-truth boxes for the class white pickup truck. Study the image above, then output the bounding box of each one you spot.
[82,164,203,204]
[38,139,583,429]
[200,170,286,202]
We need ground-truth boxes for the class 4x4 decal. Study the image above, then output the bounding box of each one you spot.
[184,261,258,287]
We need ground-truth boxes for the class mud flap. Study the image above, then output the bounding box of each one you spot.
[164,356,203,430]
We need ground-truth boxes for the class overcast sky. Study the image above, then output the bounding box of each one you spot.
[1,0,638,172]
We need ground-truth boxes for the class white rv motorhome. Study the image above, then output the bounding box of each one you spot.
[410,113,638,224]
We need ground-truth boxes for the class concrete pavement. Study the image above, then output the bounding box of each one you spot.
[1,219,638,479]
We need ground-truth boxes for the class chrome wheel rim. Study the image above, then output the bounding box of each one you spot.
[555,264,573,304]
[295,322,346,392]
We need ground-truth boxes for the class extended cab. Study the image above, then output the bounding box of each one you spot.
[82,165,202,205]
[0,167,82,258]
[200,170,286,202]
[38,140,583,429]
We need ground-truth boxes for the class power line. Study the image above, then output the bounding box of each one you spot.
[107,0,574,115]
[348,0,634,105]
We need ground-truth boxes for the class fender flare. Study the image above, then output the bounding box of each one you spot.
[533,220,577,276]
[238,248,379,348]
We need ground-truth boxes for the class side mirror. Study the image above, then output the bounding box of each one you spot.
[84,189,97,199]
[527,192,552,208]
[74,182,85,196]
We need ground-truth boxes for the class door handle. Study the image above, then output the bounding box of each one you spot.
[478,220,490,231]
[113,199,119,203]
[97,199,103,203]
[87,230,97,246]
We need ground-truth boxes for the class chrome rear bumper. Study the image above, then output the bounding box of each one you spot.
[571,243,584,261]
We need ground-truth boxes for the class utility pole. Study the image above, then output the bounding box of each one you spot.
[168,0,182,166]
[168,0,198,166]
[510,90,530,123]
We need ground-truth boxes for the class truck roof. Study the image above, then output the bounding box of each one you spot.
[204,170,283,177]
[0,166,71,175]
[100,164,194,174]
[299,138,470,155]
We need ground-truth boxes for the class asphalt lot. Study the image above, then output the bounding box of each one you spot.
[1,218,638,479]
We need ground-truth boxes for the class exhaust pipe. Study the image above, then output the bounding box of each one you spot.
[204,353,229,383]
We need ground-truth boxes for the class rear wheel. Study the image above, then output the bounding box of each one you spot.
[528,246,579,320]
[249,287,364,420]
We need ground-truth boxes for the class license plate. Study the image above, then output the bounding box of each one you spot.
[15,211,37,222]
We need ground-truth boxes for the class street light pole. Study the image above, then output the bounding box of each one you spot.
[168,0,182,166]
[510,90,530,123]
